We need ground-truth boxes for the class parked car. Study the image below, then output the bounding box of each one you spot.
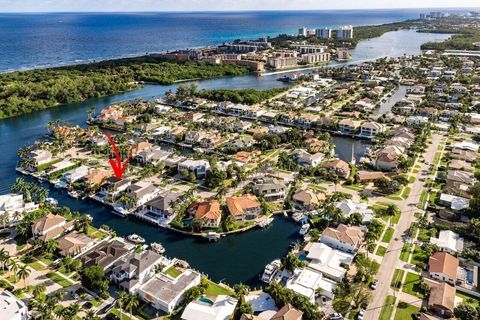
[330,313,343,320]
[370,279,378,289]
[357,309,366,320]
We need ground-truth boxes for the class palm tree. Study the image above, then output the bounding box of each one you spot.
[9,259,18,283]
[0,248,10,271]
[76,215,92,234]
[125,293,139,319]
[83,310,99,320]
[116,290,128,320]
[32,283,46,298]
[17,264,30,288]
[0,212,8,229]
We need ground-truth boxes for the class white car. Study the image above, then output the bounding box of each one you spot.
[357,309,366,320]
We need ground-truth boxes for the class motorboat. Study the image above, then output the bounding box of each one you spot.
[45,197,58,206]
[292,212,305,222]
[261,259,282,284]
[151,242,166,254]
[127,234,146,244]
[258,217,274,228]
[202,232,221,241]
[299,224,310,235]
[68,190,81,199]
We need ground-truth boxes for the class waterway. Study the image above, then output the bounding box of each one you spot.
[0,30,451,286]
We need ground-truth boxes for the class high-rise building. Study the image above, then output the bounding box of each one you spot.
[335,25,354,39]
[298,27,307,37]
[316,28,332,39]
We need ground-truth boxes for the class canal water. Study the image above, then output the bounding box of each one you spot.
[0,30,451,286]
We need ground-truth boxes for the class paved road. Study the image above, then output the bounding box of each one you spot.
[364,133,443,320]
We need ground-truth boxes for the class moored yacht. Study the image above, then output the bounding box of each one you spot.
[127,234,145,244]
[261,259,281,284]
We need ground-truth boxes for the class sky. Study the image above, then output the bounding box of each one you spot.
[1,0,479,12]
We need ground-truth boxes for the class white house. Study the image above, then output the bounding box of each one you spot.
[178,159,211,179]
[0,193,38,227]
[406,85,425,94]
[335,199,374,223]
[430,230,464,254]
[306,242,354,281]
[0,290,28,320]
[292,149,324,167]
[126,181,159,207]
[359,122,385,137]
[63,165,89,183]
[138,269,201,314]
[181,295,238,320]
[285,267,337,302]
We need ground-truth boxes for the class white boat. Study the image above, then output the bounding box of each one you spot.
[202,232,221,241]
[68,190,81,199]
[299,224,310,235]
[292,212,305,222]
[127,234,145,244]
[261,259,282,284]
[258,217,274,228]
[151,242,166,254]
[45,197,58,206]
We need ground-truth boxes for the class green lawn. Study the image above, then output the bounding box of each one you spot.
[39,257,53,266]
[394,301,420,320]
[391,269,405,289]
[401,187,411,199]
[109,308,131,320]
[382,227,395,243]
[86,226,107,239]
[411,247,428,266]
[203,278,234,296]
[376,246,387,257]
[418,190,428,209]
[46,272,73,288]
[164,266,182,278]
[379,295,396,320]
[403,272,425,298]
[417,228,432,242]
[408,176,415,183]
[400,244,412,262]
[456,292,480,308]
[29,260,45,271]
[308,184,327,191]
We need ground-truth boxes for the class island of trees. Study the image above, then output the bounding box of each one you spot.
[0,56,249,119]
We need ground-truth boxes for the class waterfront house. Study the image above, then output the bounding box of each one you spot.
[420,107,439,119]
[359,121,385,137]
[428,252,459,285]
[190,200,222,228]
[252,178,287,202]
[178,159,211,179]
[63,165,89,183]
[292,149,324,167]
[406,116,429,126]
[0,290,28,320]
[226,195,262,222]
[292,189,325,210]
[184,131,209,145]
[84,167,112,187]
[334,199,374,223]
[270,304,303,320]
[338,119,360,135]
[31,213,75,241]
[181,295,238,320]
[285,267,336,302]
[136,146,171,165]
[26,149,53,170]
[138,269,201,314]
[110,249,164,293]
[424,279,456,318]
[80,239,131,270]
[164,126,187,143]
[126,181,159,207]
[305,138,329,153]
[429,230,464,255]
[0,194,38,227]
[142,191,181,221]
[374,146,403,171]
[305,242,354,281]
[296,114,320,129]
[100,177,131,203]
[320,224,365,254]
[57,231,95,257]
[321,159,350,179]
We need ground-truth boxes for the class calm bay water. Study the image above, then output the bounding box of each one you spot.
[0,15,453,285]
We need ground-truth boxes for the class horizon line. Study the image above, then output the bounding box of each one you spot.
[1,6,480,14]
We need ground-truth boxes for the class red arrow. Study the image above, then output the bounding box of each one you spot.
[104,133,131,179]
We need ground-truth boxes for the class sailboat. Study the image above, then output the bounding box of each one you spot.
[350,143,356,165]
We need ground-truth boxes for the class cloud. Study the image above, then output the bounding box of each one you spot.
[0,0,479,12]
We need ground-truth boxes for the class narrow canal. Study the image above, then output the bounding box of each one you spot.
[0,30,451,286]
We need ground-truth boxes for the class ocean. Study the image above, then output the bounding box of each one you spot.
[0,8,471,72]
